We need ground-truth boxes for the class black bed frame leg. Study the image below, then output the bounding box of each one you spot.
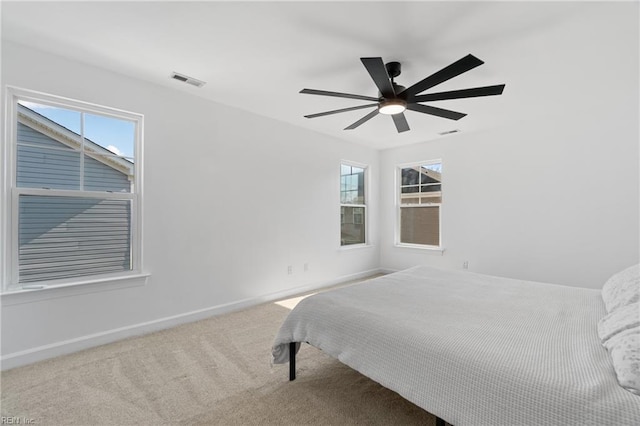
[288,342,446,425]
[289,342,296,381]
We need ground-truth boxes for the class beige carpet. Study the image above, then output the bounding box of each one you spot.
[1,285,437,425]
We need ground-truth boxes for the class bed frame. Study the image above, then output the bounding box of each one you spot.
[288,342,448,426]
[272,266,640,425]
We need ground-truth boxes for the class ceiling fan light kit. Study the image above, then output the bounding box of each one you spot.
[301,54,505,133]
[378,99,407,115]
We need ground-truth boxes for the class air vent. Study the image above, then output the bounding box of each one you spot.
[438,129,460,136]
[170,72,206,88]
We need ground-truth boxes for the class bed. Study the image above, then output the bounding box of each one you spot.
[272,265,640,425]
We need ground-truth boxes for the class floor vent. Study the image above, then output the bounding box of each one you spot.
[170,72,206,88]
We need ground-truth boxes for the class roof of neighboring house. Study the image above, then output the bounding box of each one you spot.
[17,103,134,178]
[404,165,441,184]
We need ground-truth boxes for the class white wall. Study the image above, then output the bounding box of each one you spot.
[0,41,380,367]
[379,11,639,288]
[380,120,639,288]
[379,2,639,289]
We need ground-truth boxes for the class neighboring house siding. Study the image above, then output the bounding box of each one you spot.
[18,196,132,282]
[84,155,130,192]
[16,122,132,283]
[17,122,130,192]
[400,206,439,246]
[341,207,365,245]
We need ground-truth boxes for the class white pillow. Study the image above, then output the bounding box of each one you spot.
[602,326,640,395]
[598,302,640,343]
[601,264,640,313]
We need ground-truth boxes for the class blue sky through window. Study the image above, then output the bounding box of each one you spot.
[423,163,442,174]
[18,101,135,159]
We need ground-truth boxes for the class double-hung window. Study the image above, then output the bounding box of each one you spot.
[2,87,143,291]
[397,161,442,248]
[340,162,367,246]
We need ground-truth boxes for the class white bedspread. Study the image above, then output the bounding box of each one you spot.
[272,265,640,425]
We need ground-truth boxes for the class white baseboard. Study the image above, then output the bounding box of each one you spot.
[0,268,383,371]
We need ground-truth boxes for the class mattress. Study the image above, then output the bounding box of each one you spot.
[272,265,640,425]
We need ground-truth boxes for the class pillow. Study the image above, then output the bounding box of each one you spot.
[601,264,640,313]
[598,302,640,343]
[602,326,640,395]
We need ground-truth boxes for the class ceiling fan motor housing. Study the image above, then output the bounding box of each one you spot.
[386,61,402,79]
[379,82,406,101]
[380,62,406,100]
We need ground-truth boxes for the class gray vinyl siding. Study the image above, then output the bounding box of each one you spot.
[84,155,130,192]
[17,122,130,192]
[16,122,133,283]
[17,121,70,149]
[18,196,132,283]
[17,144,81,190]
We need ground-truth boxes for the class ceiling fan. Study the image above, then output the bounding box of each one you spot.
[300,54,505,133]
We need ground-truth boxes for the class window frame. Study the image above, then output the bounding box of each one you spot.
[339,160,368,248]
[1,86,145,292]
[395,159,443,250]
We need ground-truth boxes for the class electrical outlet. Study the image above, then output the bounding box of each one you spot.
[304,263,309,272]
[463,261,469,270]
[287,265,293,275]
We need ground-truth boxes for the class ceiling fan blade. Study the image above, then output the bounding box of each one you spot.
[409,84,505,103]
[400,54,484,97]
[392,113,410,133]
[300,88,379,102]
[304,103,378,119]
[361,57,395,99]
[345,109,379,130]
[407,104,467,120]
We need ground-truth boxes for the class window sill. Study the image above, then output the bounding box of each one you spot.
[1,273,150,306]
[339,243,374,251]
[394,243,445,254]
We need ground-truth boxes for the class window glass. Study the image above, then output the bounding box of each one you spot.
[341,206,366,245]
[16,102,82,190]
[401,167,420,186]
[340,163,367,246]
[340,165,365,204]
[17,146,81,190]
[84,113,135,159]
[83,154,134,193]
[15,102,136,193]
[400,206,440,246]
[399,161,442,247]
[18,195,132,283]
[18,101,81,134]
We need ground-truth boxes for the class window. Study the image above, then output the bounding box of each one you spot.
[2,87,143,290]
[397,161,442,247]
[340,163,366,246]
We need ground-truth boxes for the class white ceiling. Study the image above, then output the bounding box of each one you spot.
[1,1,637,150]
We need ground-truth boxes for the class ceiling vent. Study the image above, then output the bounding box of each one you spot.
[170,72,206,88]
[438,129,460,136]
